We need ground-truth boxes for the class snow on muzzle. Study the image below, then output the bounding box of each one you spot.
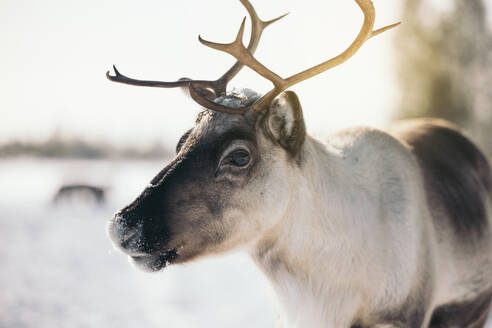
[107,213,147,256]
[107,212,179,272]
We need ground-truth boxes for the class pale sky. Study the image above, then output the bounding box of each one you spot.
[0,0,468,148]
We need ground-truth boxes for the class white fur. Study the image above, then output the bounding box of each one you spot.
[248,128,435,327]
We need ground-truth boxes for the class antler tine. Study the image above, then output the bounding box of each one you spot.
[199,18,286,86]
[106,0,287,105]
[284,0,400,87]
[213,0,288,95]
[372,22,402,38]
[106,65,209,89]
[197,0,400,113]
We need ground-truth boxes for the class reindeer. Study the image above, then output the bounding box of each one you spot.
[53,184,106,205]
[106,1,492,327]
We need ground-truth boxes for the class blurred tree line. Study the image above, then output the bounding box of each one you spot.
[0,132,172,159]
[394,0,492,154]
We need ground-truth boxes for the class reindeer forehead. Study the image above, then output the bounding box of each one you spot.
[190,109,261,147]
[187,89,264,144]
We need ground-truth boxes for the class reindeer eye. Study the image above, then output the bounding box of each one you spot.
[230,149,250,167]
[217,143,254,174]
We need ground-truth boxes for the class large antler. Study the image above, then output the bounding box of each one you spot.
[106,0,287,112]
[107,0,399,115]
[196,0,400,113]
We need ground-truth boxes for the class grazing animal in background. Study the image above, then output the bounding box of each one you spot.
[54,184,106,205]
[106,0,492,327]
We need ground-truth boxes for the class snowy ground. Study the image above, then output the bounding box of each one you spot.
[0,159,275,328]
[0,159,491,327]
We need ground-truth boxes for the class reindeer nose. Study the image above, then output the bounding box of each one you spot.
[107,212,145,254]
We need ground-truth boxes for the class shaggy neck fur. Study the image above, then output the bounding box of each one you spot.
[250,135,426,328]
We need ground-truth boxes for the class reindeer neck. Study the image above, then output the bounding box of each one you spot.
[250,136,366,328]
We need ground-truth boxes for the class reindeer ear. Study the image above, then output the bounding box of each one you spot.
[263,91,306,158]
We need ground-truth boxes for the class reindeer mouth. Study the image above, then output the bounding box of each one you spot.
[129,247,179,272]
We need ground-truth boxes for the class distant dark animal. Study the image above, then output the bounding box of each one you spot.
[53,184,106,205]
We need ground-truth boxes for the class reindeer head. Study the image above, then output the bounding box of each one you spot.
[106,0,398,271]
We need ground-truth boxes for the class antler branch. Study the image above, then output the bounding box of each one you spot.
[106,0,287,99]
[198,18,285,87]
[196,0,400,113]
